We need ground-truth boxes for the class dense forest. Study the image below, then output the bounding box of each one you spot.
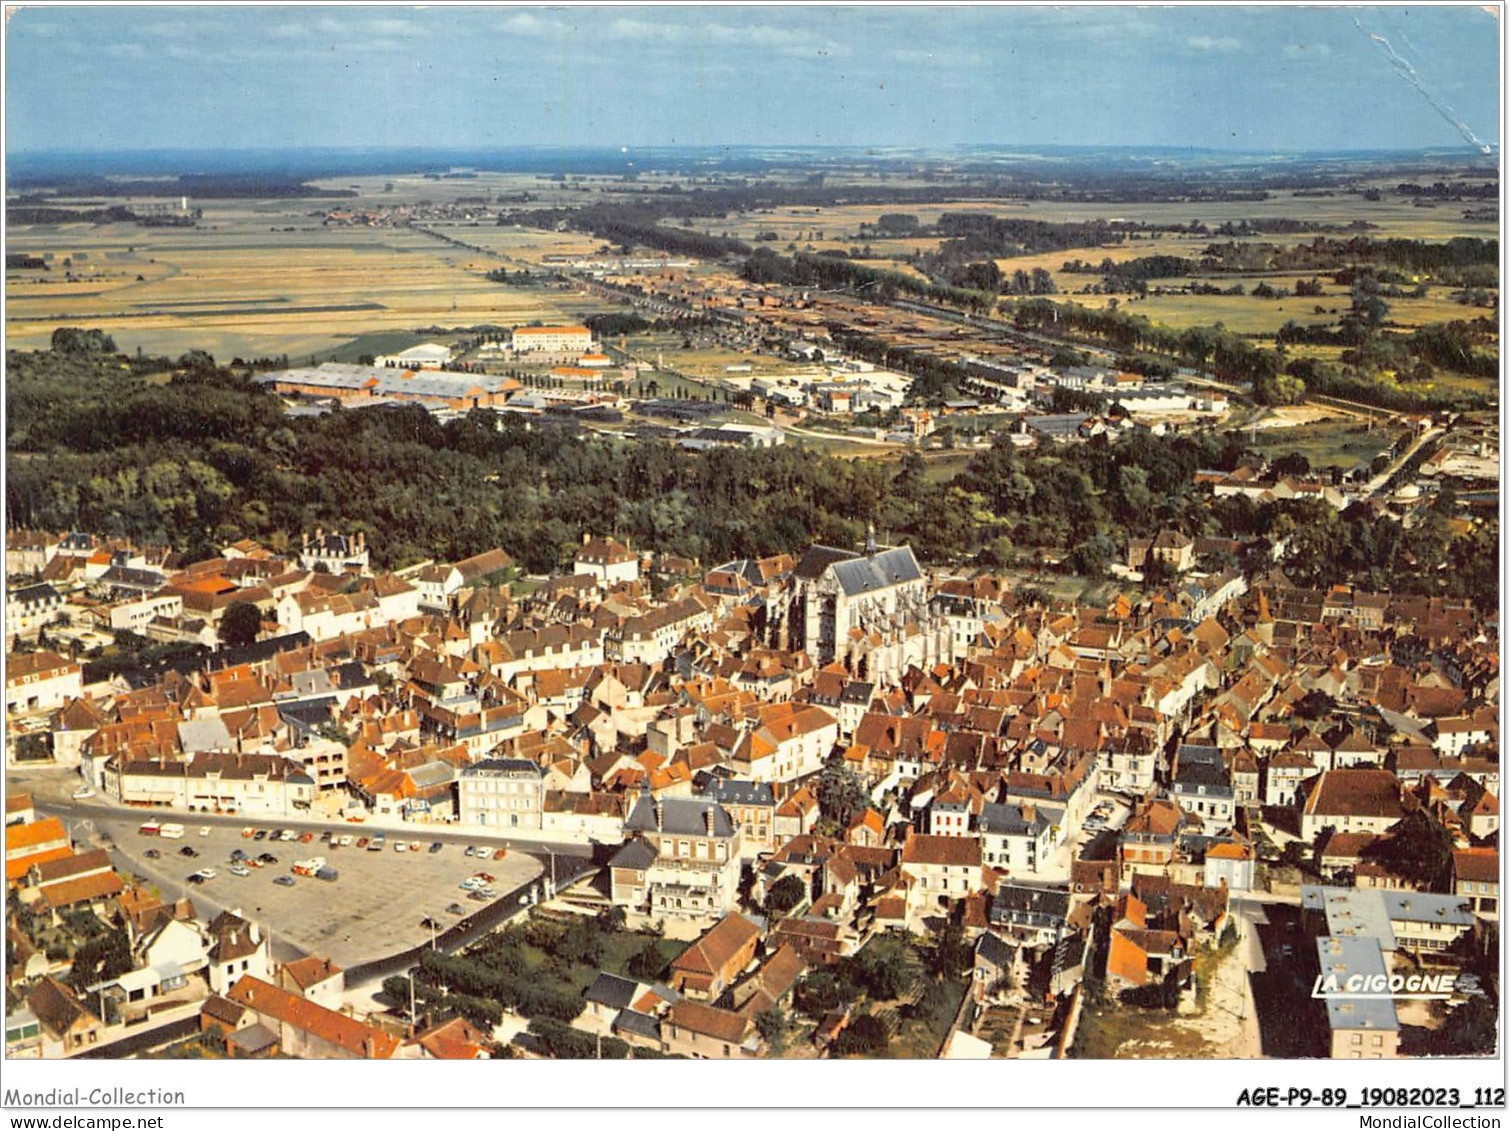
[5,337,1495,608]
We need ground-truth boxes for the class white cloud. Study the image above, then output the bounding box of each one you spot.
[366,17,422,36]
[103,42,147,59]
[1187,35,1243,53]
[605,17,680,43]
[601,15,848,59]
[1283,42,1332,58]
[502,12,571,38]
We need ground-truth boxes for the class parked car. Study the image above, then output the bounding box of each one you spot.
[429,842,443,854]
[230,849,248,862]
[281,830,298,842]
[144,849,161,859]
[230,864,251,877]
[319,831,333,843]
[253,830,268,841]
[459,878,483,891]
[72,787,95,800]
[299,832,315,844]
[409,841,422,853]
[446,903,466,915]
[467,890,490,902]
[464,845,477,858]
[394,841,408,853]
[474,872,495,884]
[187,873,207,885]
[258,853,278,866]
[356,837,369,849]
[200,826,211,837]
[339,835,354,848]
[191,868,217,881]
[242,827,256,839]
[179,846,198,857]
[273,875,296,887]
[493,848,508,861]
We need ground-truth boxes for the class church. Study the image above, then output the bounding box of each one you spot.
[775,528,953,685]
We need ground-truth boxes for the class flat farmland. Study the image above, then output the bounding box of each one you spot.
[436,223,611,264]
[701,191,1497,250]
[980,193,1500,241]
[6,202,605,360]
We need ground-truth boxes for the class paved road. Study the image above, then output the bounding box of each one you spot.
[10,767,595,884]
[783,423,904,447]
[1365,425,1444,498]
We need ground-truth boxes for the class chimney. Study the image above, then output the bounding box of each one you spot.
[582,531,592,546]
[653,796,663,831]
[704,806,716,836]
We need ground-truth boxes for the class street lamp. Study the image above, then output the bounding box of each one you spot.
[406,970,418,1037]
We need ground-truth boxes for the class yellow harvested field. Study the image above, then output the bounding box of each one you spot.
[6,202,605,360]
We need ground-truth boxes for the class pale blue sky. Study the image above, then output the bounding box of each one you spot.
[4,5,1501,154]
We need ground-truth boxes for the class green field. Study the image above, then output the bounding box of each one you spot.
[1243,419,1403,469]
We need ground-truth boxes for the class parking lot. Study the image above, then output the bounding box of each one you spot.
[94,814,543,970]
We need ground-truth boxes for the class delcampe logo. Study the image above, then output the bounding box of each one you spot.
[1310,972,1461,1001]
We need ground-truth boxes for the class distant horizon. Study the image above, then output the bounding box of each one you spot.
[5,6,1500,156]
[7,140,1500,184]
[9,141,1503,158]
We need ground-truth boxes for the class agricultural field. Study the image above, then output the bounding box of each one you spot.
[5,195,607,361]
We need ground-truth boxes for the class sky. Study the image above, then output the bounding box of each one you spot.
[4,4,1501,156]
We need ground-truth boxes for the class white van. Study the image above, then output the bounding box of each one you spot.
[158,823,185,839]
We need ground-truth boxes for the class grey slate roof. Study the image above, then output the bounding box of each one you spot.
[99,566,166,591]
[10,583,60,605]
[178,718,234,755]
[976,932,1016,968]
[706,780,776,807]
[794,545,860,581]
[978,803,1050,838]
[1173,759,1233,797]
[841,681,875,706]
[829,547,923,597]
[990,884,1071,930]
[609,838,657,871]
[462,758,543,778]
[585,972,641,1011]
[612,1009,662,1041]
[624,795,735,837]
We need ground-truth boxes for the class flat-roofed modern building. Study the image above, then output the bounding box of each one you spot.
[1315,936,1400,1060]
